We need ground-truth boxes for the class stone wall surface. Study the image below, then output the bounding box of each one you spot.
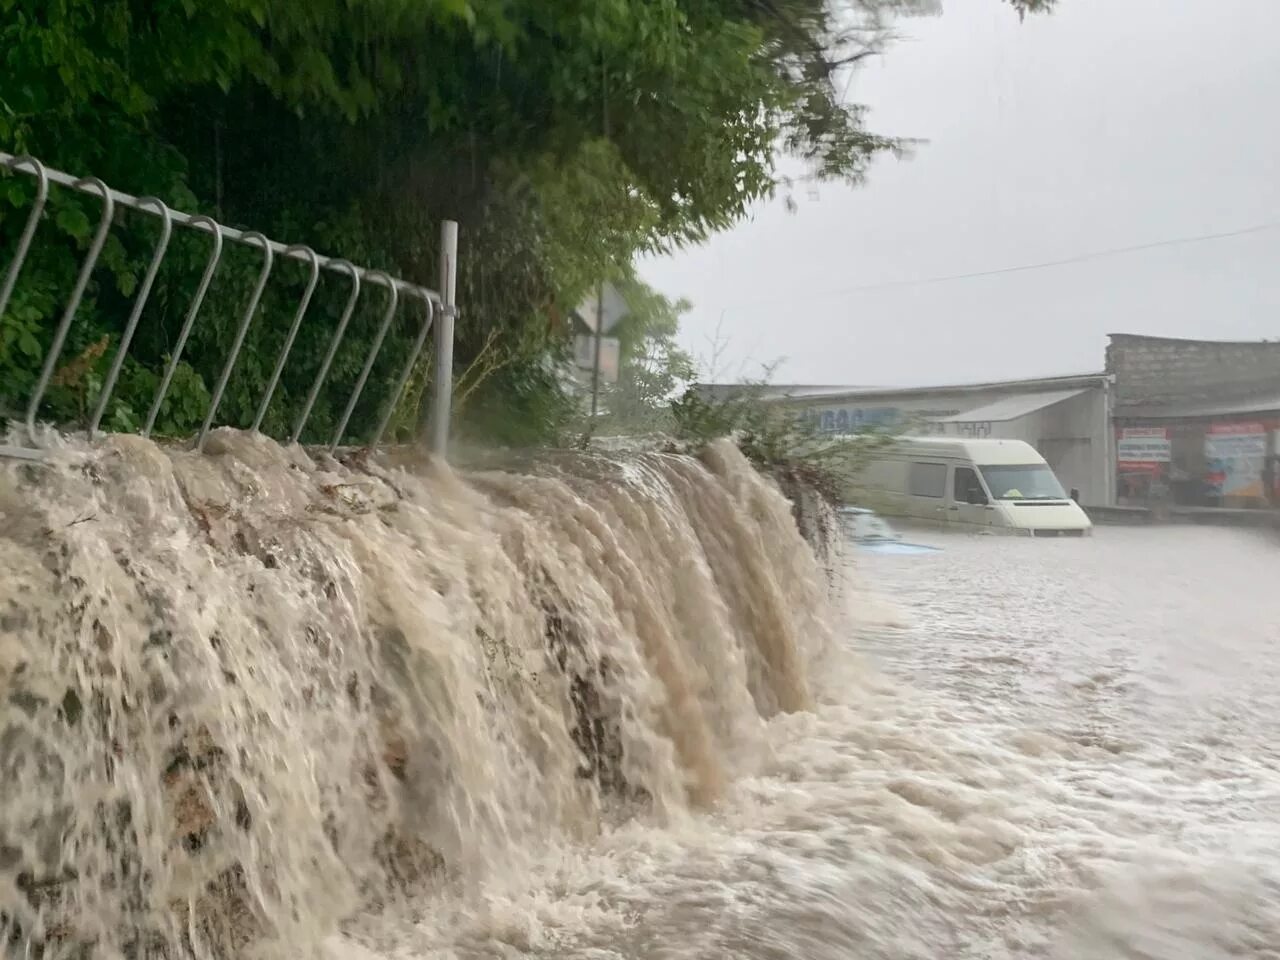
[1107,334,1280,407]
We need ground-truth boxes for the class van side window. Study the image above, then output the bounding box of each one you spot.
[954,466,984,503]
[908,462,947,498]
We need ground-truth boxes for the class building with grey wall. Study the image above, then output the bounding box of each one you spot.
[696,333,1280,511]
[703,373,1114,506]
[1106,334,1280,507]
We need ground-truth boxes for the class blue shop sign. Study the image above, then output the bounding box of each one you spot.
[800,406,901,434]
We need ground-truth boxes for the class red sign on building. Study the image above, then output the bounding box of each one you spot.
[1116,426,1170,475]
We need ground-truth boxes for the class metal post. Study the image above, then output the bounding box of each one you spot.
[429,220,458,457]
[26,177,114,439]
[143,217,223,438]
[0,156,49,323]
[90,197,173,438]
[370,296,435,448]
[330,274,398,452]
[196,232,274,451]
[289,261,360,444]
[252,245,320,433]
[1103,375,1116,507]
[589,279,604,419]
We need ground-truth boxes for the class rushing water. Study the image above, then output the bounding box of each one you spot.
[452,526,1279,960]
[3,437,1278,960]
[0,432,831,960]
[842,526,1280,959]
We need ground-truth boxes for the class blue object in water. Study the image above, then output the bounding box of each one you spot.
[838,506,941,555]
[855,540,942,555]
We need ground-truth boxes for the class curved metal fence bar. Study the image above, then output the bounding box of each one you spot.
[0,150,458,458]
[252,245,320,433]
[0,155,49,321]
[0,149,441,306]
[196,232,274,451]
[89,197,174,438]
[25,177,115,438]
[329,273,399,452]
[289,260,361,445]
[370,294,436,449]
[143,215,224,438]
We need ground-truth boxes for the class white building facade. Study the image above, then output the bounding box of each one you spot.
[774,373,1115,506]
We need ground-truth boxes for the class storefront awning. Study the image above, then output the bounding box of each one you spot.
[1115,395,1280,420]
[933,388,1089,424]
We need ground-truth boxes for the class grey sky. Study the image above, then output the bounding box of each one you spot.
[638,0,1280,386]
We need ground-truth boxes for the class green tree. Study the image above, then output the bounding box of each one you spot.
[0,0,1057,446]
[609,274,698,426]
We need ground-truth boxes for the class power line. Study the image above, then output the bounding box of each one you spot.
[735,218,1280,307]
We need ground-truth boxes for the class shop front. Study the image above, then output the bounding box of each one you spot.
[1115,417,1280,508]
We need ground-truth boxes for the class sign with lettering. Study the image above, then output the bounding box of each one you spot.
[1117,427,1170,474]
[798,406,963,436]
[1205,422,1267,498]
[799,406,901,435]
[948,420,992,439]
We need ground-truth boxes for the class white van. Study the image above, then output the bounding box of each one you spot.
[853,438,1093,537]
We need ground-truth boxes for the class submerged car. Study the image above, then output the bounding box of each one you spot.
[838,507,941,555]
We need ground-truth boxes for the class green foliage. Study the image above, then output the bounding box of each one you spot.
[1007,0,1058,16]
[582,268,698,435]
[0,0,1057,447]
[670,377,894,504]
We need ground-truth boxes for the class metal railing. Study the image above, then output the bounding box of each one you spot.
[0,151,458,462]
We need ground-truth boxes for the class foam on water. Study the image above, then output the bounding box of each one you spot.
[3,436,1278,960]
[0,432,833,960]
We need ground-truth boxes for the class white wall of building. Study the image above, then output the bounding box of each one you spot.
[787,376,1113,505]
[939,391,1110,505]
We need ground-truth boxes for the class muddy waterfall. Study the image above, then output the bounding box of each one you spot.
[0,433,837,959]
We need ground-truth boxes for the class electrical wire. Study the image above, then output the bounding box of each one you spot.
[744,219,1280,307]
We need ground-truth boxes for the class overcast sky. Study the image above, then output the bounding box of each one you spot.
[638,0,1280,387]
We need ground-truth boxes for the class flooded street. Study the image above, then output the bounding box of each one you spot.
[7,0,1280,957]
[469,525,1280,960]
[856,525,1280,763]
[7,439,1280,960]
[845,525,1280,958]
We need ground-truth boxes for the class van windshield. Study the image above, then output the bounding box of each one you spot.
[979,464,1067,501]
